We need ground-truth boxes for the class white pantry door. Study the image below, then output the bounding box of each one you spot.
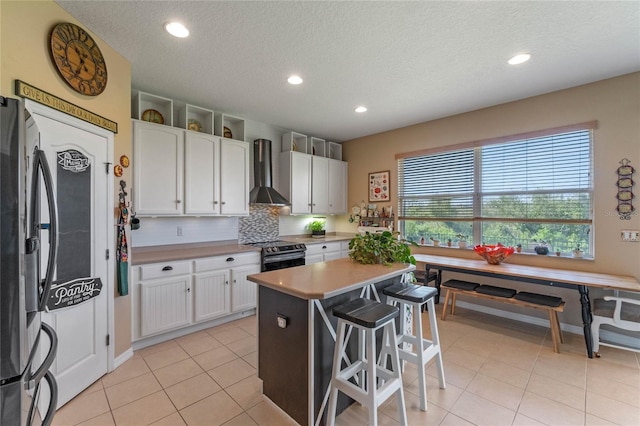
[26,101,113,408]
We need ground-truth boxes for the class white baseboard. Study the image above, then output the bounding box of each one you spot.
[455,300,640,351]
[113,347,134,370]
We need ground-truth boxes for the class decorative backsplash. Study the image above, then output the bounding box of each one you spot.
[238,206,280,243]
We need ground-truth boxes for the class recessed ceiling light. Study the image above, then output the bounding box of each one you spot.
[355,106,367,113]
[165,22,189,38]
[287,75,303,85]
[508,53,531,65]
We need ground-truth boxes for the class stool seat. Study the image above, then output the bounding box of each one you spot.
[333,297,399,328]
[383,283,438,304]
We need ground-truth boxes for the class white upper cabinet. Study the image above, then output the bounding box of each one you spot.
[278,151,312,214]
[328,159,347,214]
[220,139,250,215]
[133,121,184,215]
[311,156,329,213]
[184,132,220,215]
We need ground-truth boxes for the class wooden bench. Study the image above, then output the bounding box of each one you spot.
[441,279,565,353]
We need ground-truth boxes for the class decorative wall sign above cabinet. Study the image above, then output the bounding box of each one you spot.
[50,22,108,96]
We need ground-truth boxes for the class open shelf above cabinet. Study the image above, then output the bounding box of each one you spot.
[180,104,215,134]
[282,132,310,154]
[133,91,173,126]
[215,114,246,142]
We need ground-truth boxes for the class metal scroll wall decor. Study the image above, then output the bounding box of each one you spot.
[616,158,635,220]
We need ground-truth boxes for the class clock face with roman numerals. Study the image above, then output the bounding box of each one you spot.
[50,23,108,96]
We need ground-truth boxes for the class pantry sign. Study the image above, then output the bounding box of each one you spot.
[47,277,103,311]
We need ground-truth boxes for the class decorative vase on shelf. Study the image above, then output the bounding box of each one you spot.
[534,246,549,255]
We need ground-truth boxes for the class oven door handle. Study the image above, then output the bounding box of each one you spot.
[263,251,306,264]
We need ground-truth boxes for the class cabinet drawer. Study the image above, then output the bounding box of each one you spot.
[138,261,191,280]
[194,252,260,272]
[305,241,341,256]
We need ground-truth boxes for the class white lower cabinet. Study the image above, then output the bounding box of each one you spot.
[134,251,260,340]
[305,241,349,264]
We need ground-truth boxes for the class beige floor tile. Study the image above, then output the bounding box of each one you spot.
[150,412,187,426]
[242,351,258,368]
[175,330,224,356]
[533,351,587,389]
[193,346,238,371]
[466,373,524,411]
[208,358,256,388]
[442,344,489,371]
[153,357,204,388]
[180,390,243,426]
[234,316,258,337]
[590,345,640,369]
[518,391,585,426]
[246,401,303,426]
[586,391,640,425]
[52,389,111,426]
[450,333,503,358]
[137,340,180,358]
[587,369,640,408]
[83,379,104,395]
[226,335,257,357]
[101,356,151,388]
[111,390,176,426]
[225,375,264,409]
[76,412,115,426]
[334,401,399,425]
[526,372,585,411]
[221,413,258,426]
[511,412,548,426]
[164,373,222,410]
[450,391,516,426]
[427,359,477,389]
[477,358,531,389]
[104,372,162,409]
[587,358,640,389]
[404,373,464,411]
[488,345,540,372]
[208,326,252,345]
[439,412,476,426]
[584,413,618,425]
[143,345,191,371]
[381,389,448,425]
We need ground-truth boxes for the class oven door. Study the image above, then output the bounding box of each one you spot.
[262,252,305,271]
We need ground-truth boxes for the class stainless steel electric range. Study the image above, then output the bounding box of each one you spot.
[245,240,307,271]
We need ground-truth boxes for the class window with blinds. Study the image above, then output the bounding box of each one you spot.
[397,126,594,255]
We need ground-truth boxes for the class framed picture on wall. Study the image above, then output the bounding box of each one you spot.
[369,170,390,202]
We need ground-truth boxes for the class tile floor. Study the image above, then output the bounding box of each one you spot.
[52,305,640,426]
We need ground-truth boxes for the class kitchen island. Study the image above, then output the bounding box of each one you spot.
[247,258,414,426]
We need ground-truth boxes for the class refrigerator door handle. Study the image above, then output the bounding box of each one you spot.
[26,370,58,426]
[30,149,59,312]
[27,322,58,390]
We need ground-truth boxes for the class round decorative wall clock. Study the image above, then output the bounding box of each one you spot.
[50,22,108,96]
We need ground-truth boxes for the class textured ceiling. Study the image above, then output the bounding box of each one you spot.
[56,1,640,142]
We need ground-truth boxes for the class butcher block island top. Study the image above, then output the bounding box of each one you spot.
[247,258,415,300]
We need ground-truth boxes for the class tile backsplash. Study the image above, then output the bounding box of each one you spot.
[238,206,280,243]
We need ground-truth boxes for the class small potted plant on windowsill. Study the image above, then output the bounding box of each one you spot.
[573,245,583,258]
[534,240,549,255]
[516,243,522,253]
[456,234,468,249]
[309,219,326,238]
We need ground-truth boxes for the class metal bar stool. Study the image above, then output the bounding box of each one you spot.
[382,283,445,411]
[327,298,407,426]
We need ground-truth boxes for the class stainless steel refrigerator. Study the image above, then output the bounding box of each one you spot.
[1,96,58,425]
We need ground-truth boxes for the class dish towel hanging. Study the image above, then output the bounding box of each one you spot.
[117,204,129,296]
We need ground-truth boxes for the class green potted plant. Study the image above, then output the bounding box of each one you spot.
[516,243,522,253]
[456,234,468,249]
[349,231,417,266]
[573,244,583,258]
[309,219,325,238]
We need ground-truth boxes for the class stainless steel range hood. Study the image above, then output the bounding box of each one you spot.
[249,139,290,206]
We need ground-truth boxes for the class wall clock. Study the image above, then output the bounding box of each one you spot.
[50,22,108,96]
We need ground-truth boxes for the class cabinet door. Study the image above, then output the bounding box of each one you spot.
[305,254,324,265]
[324,251,342,262]
[289,152,312,214]
[140,276,191,337]
[231,264,261,312]
[185,133,220,215]
[194,270,230,322]
[328,160,347,214]
[311,156,329,213]
[220,139,250,215]
[133,121,184,215]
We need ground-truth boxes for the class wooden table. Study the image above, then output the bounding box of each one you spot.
[412,254,640,358]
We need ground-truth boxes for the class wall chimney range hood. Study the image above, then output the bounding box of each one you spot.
[249,139,290,206]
